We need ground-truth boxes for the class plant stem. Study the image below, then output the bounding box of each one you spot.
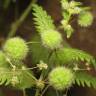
[35,89,40,96]
[26,71,37,81]
[56,90,59,96]
[26,41,40,44]
[23,89,26,96]
[8,0,37,38]
[41,85,50,96]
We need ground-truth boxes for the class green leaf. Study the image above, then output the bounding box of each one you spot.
[0,68,12,86]
[15,69,36,89]
[29,34,50,64]
[32,4,55,33]
[0,51,10,68]
[0,59,36,89]
[75,71,96,88]
[56,47,96,66]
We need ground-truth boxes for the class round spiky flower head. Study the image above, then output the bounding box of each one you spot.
[3,37,28,60]
[78,11,93,27]
[41,30,62,50]
[49,67,74,90]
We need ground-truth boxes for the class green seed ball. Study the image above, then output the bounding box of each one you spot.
[3,37,28,60]
[0,51,9,67]
[78,11,93,27]
[49,67,74,90]
[41,30,62,49]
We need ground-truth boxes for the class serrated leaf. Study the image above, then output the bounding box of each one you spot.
[0,68,12,86]
[75,71,96,88]
[56,48,96,67]
[15,69,36,89]
[32,4,55,33]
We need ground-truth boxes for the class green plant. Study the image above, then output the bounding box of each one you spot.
[0,0,96,96]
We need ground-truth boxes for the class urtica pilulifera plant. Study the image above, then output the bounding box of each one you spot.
[0,0,96,96]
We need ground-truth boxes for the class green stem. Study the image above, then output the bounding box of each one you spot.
[8,0,37,38]
[26,41,40,44]
[56,90,59,96]
[35,88,40,96]
[26,71,37,81]
[35,70,45,96]
[41,85,50,96]
[23,89,26,96]
[6,57,16,69]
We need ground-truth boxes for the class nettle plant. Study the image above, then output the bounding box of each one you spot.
[0,0,96,96]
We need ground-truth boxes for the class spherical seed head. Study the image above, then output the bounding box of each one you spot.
[0,51,8,67]
[49,67,74,90]
[3,37,28,60]
[78,11,93,27]
[41,30,62,49]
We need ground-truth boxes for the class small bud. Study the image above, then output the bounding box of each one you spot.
[74,7,82,14]
[11,76,19,86]
[65,25,74,38]
[73,65,79,71]
[22,66,26,70]
[70,1,76,8]
[36,79,45,89]
[61,20,68,27]
[61,2,70,10]
[37,60,48,70]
